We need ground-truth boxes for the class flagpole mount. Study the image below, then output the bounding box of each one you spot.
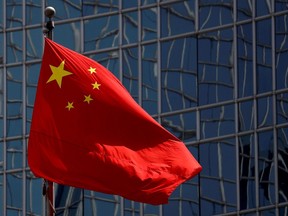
[44,6,56,39]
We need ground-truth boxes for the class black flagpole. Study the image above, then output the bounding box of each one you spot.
[43,7,56,216]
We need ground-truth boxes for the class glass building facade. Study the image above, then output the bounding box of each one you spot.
[1,0,288,215]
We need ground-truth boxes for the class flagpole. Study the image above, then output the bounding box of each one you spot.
[44,6,56,216]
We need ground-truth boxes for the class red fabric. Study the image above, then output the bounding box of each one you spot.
[28,38,202,205]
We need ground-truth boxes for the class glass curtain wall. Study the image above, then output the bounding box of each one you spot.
[0,0,288,215]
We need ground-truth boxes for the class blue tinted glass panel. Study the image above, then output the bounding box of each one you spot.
[237,23,253,98]
[123,47,138,102]
[277,127,288,204]
[256,0,271,17]
[239,134,256,209]
[6,140,22,169]
[26,28,43,61]
[200,139,236,215]
[83,0,119,16]
[26,63,41,133]
[7,31,23,63]
[161,37,197,112]
[46,0,81,20]
[198,29,234,105]
[26,172,42,215]
[142,43,157,115]
[200,104,235,139]
[54,22,81,52]
[0,34,3,64]
[7,65,23,137]
[84,15,119,51]
[123,11,138,45]
[276,93,288,124]
[256,19,272,94]
[238,100,254,132]
[84,190,120,215]
[0,0,3,29]
[237,0,253,21]
[161,111,197,142]
[199,0,233,29]
[275,0,288,12]
[161,1,195,37]
[122,0,137,9]
[141,8,157,41]
[257,97,273,128]
[55,185,83,215]
[7,172,23,210]
[275,15,288,90]
[258,130,275,207]
[6,0,22,28]
[26,0,41,25]
[141,0,156,5]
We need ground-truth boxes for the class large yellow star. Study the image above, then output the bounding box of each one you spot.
[92,81,101,90]
[66,102,74,111]
[47,60,73,88]
[83,95,93,104]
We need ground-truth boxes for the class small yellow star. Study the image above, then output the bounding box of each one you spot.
[66,102,74,111]
[88,67,96,74]
[84,95,93,104]
[47,60,73,88]
[92,81,101,90]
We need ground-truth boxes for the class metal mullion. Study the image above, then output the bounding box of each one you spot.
[271,1,279,215]
[118,1,125,215]
[233,0,240,213]
[252,0,260,214]
[2,0,7,214]
[156,1,163,216]
[22,1,27,215]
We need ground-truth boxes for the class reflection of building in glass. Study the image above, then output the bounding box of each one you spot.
[1,0,288,215]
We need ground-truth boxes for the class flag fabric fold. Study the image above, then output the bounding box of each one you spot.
[28,38,202,205]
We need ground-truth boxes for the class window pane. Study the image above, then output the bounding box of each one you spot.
[142,43,158,115]
[257,96,273,128]
[7,66,23,137]
[26,28,43,61]
[83,0,119,16]
[275,15,288,90]
[141,8,157,41]
[200,138,237,215]
[84,15,119,51]
[7,140,22,169]
[26,0,42,25]
[200,104,235,139]
[7,172,23,212]
[237,23,253,98]
[199,0,233,29]
[161,1,195,37]
[161,37,197,112]
[7,31,23,63]
[256,19,272,94]
[276,93,288,124]
[239,134,256,210]
[237,0,253,21]
[6,0,22,28]
[198,28,234,105]
[258,130,275,207]
[256,0,271,17]
[123,11,138,45]
[161,111,197,142]
[238,100,254,132]
[277,127,288,204]
[122,47,138,102]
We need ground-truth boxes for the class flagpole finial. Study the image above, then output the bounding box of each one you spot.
[44,6,56,39]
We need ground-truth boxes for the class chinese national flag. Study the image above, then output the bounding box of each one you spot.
[28,38,202,205]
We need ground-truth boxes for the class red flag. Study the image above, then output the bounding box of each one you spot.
[28,38,202,205]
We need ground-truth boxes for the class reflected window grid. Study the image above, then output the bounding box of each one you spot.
[0,1,288,216]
